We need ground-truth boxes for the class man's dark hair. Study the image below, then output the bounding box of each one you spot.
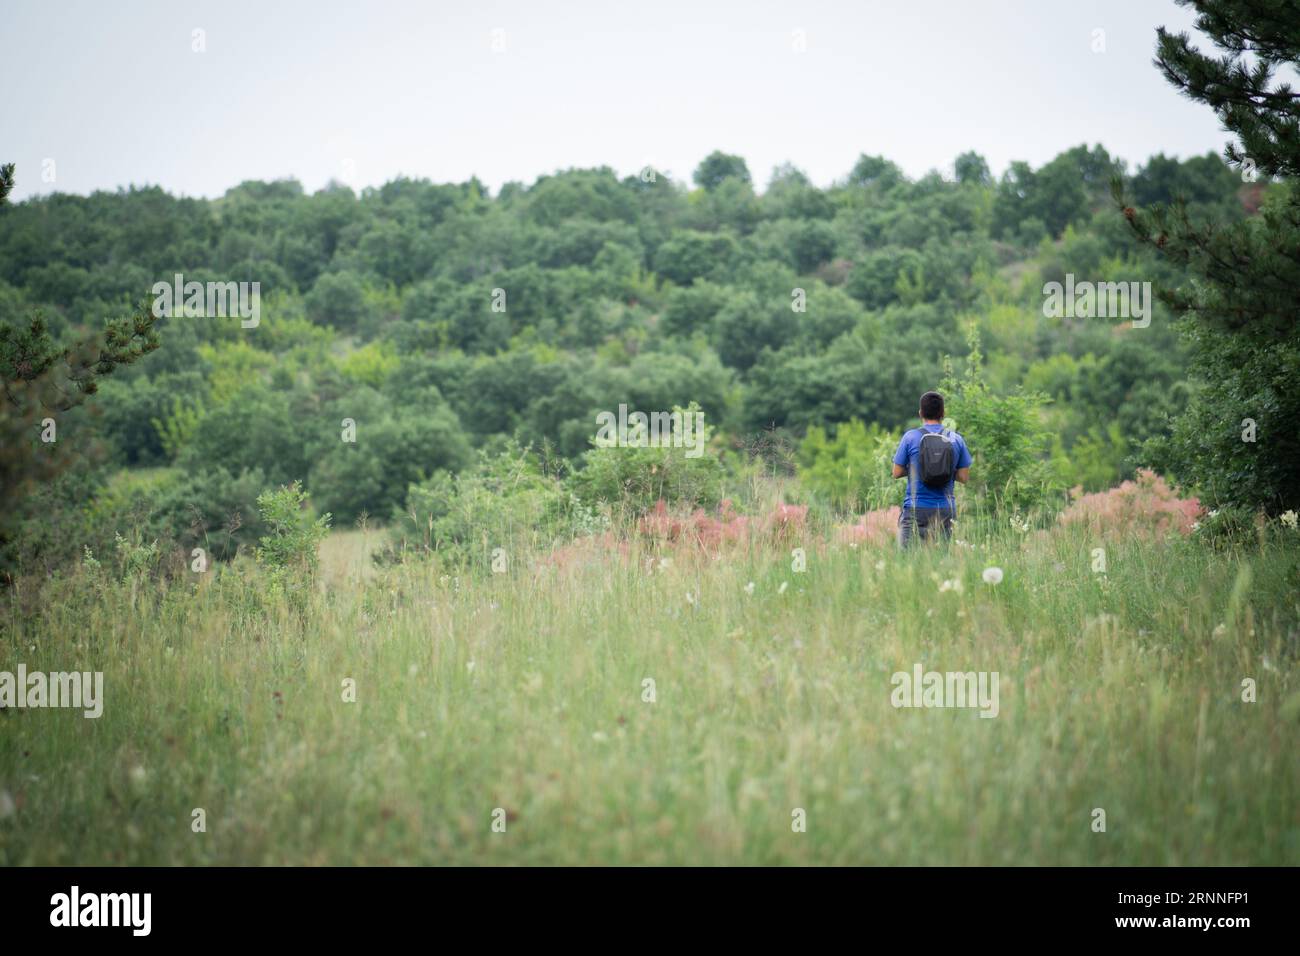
[919,391,944,421]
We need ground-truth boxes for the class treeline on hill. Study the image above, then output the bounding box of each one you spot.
[0,143,1273,577]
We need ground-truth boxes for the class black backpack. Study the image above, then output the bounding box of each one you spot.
[917,428,956,489]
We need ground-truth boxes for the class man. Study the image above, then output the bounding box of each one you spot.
[891,391,971,547]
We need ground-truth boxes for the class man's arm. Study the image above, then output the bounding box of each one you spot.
[891,432,911,479]
[954,439,973,484]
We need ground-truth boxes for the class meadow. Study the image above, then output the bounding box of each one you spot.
[2,514,1297,866]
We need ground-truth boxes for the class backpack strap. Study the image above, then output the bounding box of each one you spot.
[945,430,957,511]
[908,429,919,511]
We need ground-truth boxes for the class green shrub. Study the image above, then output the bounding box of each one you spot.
[942,326,1057,515]
[1189,504,1260,551]
[308,390,472,526]
[255,481,331,576]
[148,466,271,563]
[389,444,605,570]
[797,419,899,512]
[1141,318,1300,516]
[570,402,724,518]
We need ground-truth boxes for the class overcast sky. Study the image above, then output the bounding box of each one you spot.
[2,0,1231,201]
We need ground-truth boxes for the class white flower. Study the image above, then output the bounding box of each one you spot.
[1281,510,1298,529]
[128,765,149,794]
[1212,624,1227,638]
[777,581,788,595]
[874,560,886,572]
[982,566,1004,586]
[1191,521,1201,531]
[939,577,964,594]
[592,731,609,743]
[466,660,476,673]
[658,557,672,571]
[685,591,696,605]
[744,581,755,595]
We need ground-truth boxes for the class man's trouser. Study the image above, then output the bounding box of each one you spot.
[897,506,954,547]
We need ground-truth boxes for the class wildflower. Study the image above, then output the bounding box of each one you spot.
[686,591,696,605]
[1009,514,1030,534]
[982,567,1004,586]
[1281,510,1298,529]
[592,731,609,743]
[744,581,755,595]
[128,765,149,795]
[778,581,788,595]
[1212,624,1227,638]
[658,557,672,571]
[875,560,886,572]
[467,660,476,673]
[939,578,964,594]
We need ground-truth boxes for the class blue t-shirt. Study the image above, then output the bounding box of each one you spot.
[893,424,972,510]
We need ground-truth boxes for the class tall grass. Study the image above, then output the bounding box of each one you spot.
[1,523,1297,865]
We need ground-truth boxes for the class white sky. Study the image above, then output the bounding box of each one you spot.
[2,0,1231,201]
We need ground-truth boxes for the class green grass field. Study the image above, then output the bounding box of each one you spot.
[2,524,1298,865]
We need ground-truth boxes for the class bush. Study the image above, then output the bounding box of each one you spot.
[570,402,724,518]
[797,419,899,513]
[7,465,271,579]
[255,481,331,577]
[180,383,309,489]
[389,444,604,569]
[1142,319,1300,516]
[942,326,1056,515]
[1189,504,1261,550]
[1058,469,1202,539]
[308,391,472,526]
[147,466,271,564]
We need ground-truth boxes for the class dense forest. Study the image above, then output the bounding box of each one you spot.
[0,142,1274,575]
